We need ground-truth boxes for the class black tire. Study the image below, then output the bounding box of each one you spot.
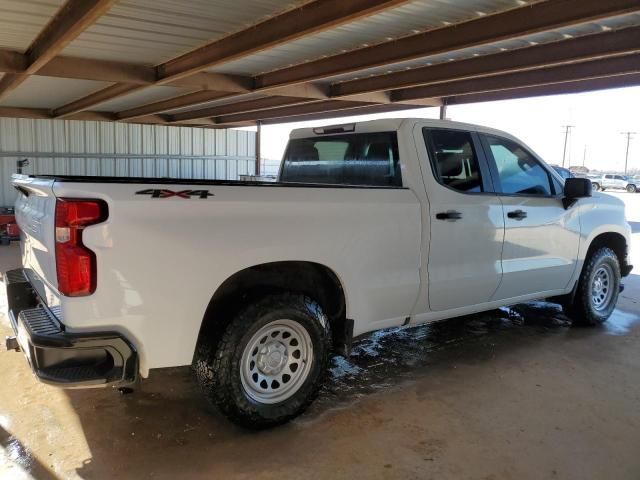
[563,247,620,326]
[193,293,332,429]
[591,183,600,192]
[0,237,9,246]
[627,184,637,193]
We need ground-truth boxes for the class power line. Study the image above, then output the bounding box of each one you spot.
[561,125,574,168]
[621,131,636,175]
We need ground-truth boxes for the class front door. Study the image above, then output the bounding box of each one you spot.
[614,175,627,189]
[480,134,580,300]
[420,127,504,311]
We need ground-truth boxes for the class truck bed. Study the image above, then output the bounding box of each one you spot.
[13,173,421,374]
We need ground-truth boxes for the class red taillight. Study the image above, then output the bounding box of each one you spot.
[55,199,107,297]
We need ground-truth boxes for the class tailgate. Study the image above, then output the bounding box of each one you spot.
[12,174,58,304]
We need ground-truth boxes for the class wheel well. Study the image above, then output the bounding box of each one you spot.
[196,261,349,358]
[587,232,628,272]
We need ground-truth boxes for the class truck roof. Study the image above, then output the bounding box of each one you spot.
[288,117,521,142]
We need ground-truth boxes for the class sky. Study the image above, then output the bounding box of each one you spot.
[248,85,640,174]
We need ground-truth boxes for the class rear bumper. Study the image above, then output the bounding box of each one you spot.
[4,268,137,388]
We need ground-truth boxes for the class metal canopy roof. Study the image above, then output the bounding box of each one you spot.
[0,0,638,129]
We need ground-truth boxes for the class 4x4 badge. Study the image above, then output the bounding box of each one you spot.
[136,189,213,199]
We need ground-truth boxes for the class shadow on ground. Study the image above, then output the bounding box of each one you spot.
[0,426,57,480]
[63,299,633,479]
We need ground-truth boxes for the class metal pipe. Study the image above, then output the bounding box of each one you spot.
[256,121,262,176]
[0,151,253,160]
[439,101,447,120]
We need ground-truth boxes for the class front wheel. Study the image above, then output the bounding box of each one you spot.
[627,184,637,193]
[563,247,620,326]
[194,293,332,428]
[592,183,601,191]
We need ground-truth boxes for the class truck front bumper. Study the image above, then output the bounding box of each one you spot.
[3,269,137,388]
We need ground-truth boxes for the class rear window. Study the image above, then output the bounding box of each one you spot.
[280,132,402,186]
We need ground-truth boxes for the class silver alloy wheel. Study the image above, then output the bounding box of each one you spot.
[240,319,314,404]
[591,264,614,311]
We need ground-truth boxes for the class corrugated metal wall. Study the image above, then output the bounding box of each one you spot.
[0,118,256,205]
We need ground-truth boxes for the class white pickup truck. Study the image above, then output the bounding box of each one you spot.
[4,118,633,428]
[591,173,638,193]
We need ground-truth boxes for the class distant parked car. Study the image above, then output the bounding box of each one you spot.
[591,174,638,193]
[551,165,573,180]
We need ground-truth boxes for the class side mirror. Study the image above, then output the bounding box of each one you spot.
[563,177,592,209]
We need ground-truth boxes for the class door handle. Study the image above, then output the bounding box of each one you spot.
[436,210,462,221]
[507,209,527,220]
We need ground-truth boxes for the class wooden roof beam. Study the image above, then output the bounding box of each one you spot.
[156,0,410,83]
[52,0,409,116]
[53,84,146,118]
[332,26,640,97]
[116,91,234,120]
[170,96,322,123]
[256,0,640,90]
[146,0,639,120]
[391,53,640,101]
[222,103,427,127]
[0,51,254,93]
[115,83,333,121]
[213,100,403,124]
[446,74,640,105]
[0,107,220,128]
[102,24,640,124]
[0,0,116,98]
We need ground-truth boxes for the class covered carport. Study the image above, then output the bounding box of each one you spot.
[0,0,639,478]
[0,0,638,161]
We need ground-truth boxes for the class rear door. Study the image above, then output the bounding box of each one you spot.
[419,127,504,311]
[480,134,579,299]
[603,174,615,189]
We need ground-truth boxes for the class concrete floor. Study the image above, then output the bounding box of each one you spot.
[0,194,639,480]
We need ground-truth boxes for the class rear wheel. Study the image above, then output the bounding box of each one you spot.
[627,184,637,193]
[563,247,620,326]
[194,293,332,428]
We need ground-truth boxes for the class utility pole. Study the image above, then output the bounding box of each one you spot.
[561,125,574,168]
[582,145,587,168]
[621,131,636,175]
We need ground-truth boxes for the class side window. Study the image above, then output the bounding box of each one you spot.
[485,135,553,196]
[605,175,613,179]
[423,128,483,193]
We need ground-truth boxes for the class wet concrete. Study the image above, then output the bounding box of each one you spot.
[1,193,639,479]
